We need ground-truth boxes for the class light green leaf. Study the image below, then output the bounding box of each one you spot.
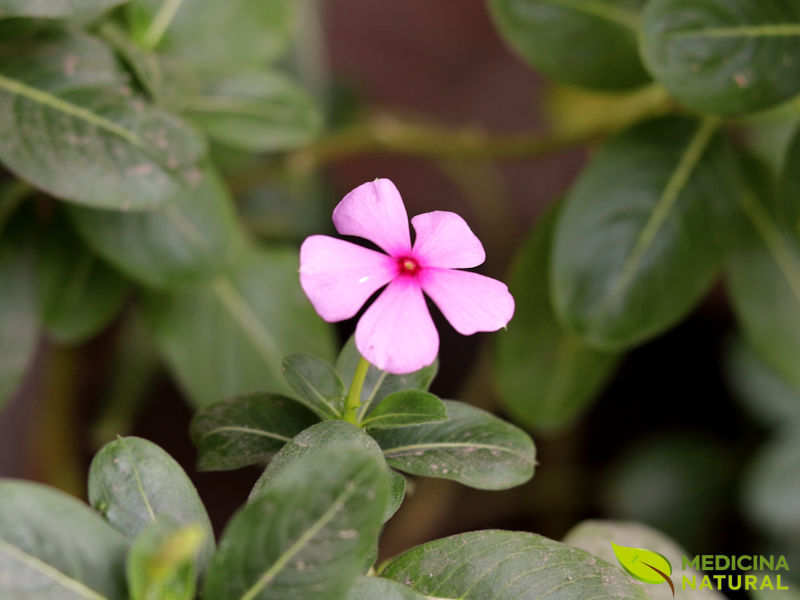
[0,31,206,210]
[69,163,242,290]
[726,151,800,391]
[641,0,800,115]
[336,336,438,423]
[282,353,346,419]
[203,441,390,600]
[496,202,619,431]
[345,577,426,600]
[181,72,322,152]
[0,236,37,410]
[88,436,215,571]
[126,520,206,600]
[552,116,741,350]
[372,400,536,490]
[564,520,724,600]
[362,390,447,430]
[0,0,126,20]
[142,245,336,407]
[0,479,128,600]
[488,0,649,90]
[610,542,672,585]
[725,335,800,427]
[190,394,320,471]
[380,530,648,600]
[127,0,293,73]
[35,218,128,344]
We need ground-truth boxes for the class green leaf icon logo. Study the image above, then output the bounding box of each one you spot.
[611,542,674,595]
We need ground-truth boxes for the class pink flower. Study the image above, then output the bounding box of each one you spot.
[299,178,515,374]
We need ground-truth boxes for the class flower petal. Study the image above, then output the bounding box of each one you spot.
[356,278,438,374]
[333,178,411,256]
[419,268,515,335]
[411,211,485,269]
[299,235,396,322]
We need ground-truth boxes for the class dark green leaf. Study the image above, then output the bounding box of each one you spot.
[0,237,37,409]
[552,116,740,350]
[642,0,800,115]
[182,72,322,152]
[497,203,619,431]
[203,441,390,600]
[0,479,128,599]
[744,434,800,541]
[190,394,320,471]
[0,0,126,20]
[336,336,438,423]
[0,31,206,210]
[248,420,403,523]
[98,22,166,103]
[88,436,215,571]
[142,245,336,407]
[726,152,800,390]
[380,530,648,600]
[127,519,206,600]
[372,400,536,490]
[777,126,800,239]
[564,520,725,600]
[127,0,293,73]
[36,218,128,344]
[488,0,649,90]
[725,336,800,427]
[345,577,425,600]
[70,163,241,289]
[362,390,447,430]
[282,353,346,419]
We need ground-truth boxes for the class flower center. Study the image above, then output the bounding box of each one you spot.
[398,256,420,275]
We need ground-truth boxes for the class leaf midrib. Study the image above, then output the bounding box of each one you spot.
[201,425,292,443]
[384,442,534,465]
[239,465,369,600]
[0,539,108,600]
[605,117,719,304]
[0,73,142,147]
[673,24,800,39]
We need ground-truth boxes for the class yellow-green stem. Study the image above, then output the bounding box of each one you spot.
[343,357,370,425]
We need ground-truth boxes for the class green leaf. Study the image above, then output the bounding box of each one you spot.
[190,393,320,471]
[88,436,215,571]
[248,420,404,523]
[0,31,206,210]
[98,22,166,103]
[336,336,438,423]
[725,336,800,427]
[0,479,128,600]
[127,520,206,600]
[69,163,242,290]
[777,127,800,239]
[282,353,346,419]
[552,116,740,350]
[362,390,447,430]
[0,0,126,20]
[181,72,322,152]
[371,400,536,490]
[564,520,725,600]
[726,152,800,391]
[0,237,37,409]
[142,245,336,407]
[641,0,800,115]
[496,202,619,431]
[488,0,649,90]
[610,543,672,585]
[203,441,390,600]
[35,218,128,344]
[380,530,648,600]
[127,0,293,73]
[345,577,426,600]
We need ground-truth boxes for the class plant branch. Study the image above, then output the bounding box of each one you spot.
[343,357,370,425]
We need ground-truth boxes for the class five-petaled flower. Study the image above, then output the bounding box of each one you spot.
[299,178,515,374]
